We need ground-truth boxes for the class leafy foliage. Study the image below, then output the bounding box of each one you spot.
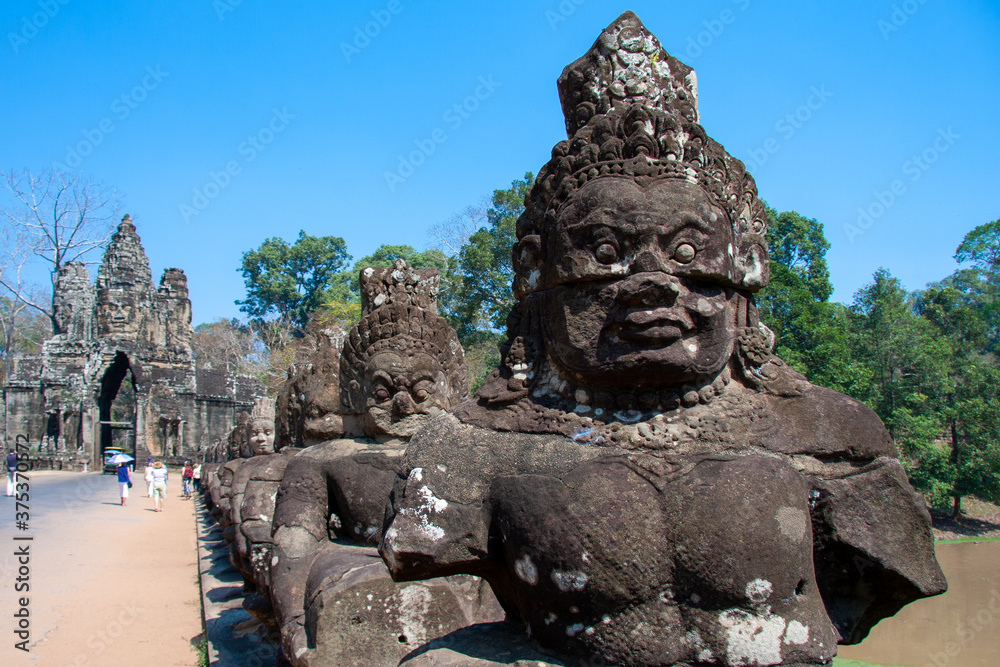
[237,231,352,329]
[449,173,532,340]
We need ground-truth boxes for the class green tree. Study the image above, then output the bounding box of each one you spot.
[950,218,1000,353]
[451,173,532,341]
[755,207,863,392]
[908,275,1000,517]
[848,268,926,426]
[237,231,352,329]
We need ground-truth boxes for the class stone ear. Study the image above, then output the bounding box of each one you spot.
[512,234,542,298]
[739,243,769,290]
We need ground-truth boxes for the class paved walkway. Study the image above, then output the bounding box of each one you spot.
[1,470,203,666]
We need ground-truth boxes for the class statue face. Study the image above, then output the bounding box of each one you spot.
[248,420,275,455]
[362,350,449,438]
[540,178,738,387]
[97,289,139,335]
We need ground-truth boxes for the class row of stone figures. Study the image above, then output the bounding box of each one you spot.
[198,14,945,667]
[200,260,502,667]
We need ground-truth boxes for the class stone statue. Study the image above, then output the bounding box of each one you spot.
[228,397,278,572]
[269,261,499,667]
[156,268,194,350]
[224,396,301,625]
[96,287,140,336]
[208,411,250,523]
[380,13,946,667]
[95,215,150,339]
[276,324,347,449]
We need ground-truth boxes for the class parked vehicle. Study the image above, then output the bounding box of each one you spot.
[102,449,124,474]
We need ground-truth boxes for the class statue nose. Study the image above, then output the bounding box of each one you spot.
[618,271,682,306]
[631,250,667,274]
[393,391,417,417]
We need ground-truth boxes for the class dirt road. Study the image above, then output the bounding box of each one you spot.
[1,470,202,666]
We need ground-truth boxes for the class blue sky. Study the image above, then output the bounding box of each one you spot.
[2,0,998,325]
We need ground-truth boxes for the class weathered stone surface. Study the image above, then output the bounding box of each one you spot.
[269,261,498,666]
[380,13,946,667]
[302,544,501,667]
[4,215,260,467]
[399,623,568,666]
[277,324,347,449]
[339,261,467,439]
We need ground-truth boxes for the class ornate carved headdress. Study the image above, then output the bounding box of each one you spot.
[247,397,276,425]
[339,260,466,415]
[512,11,769,299]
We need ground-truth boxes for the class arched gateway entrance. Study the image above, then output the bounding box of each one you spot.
[98,351,137,460]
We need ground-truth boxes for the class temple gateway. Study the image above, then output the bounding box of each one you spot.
[3,215,261,468]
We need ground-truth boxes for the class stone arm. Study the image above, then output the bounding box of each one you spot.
[269,452,334,658]
[379,414,600,584]
[268,440,403,662]
[807,455,947,644]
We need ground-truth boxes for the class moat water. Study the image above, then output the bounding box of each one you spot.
[836,540,1000,667]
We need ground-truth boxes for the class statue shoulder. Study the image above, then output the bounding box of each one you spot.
[758,360,896,460]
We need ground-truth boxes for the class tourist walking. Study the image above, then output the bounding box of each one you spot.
[117,462,131,506]
[150,461,168,512]
[144,458,154,497]
[181,461,193,499]
[5,449,17,497]
[192,461,202,493]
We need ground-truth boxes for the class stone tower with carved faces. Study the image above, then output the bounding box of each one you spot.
[4,214,260,469]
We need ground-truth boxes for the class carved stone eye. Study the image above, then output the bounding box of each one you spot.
[413,380,433,402]
[674,243,696,264]
[374,386,391,403]
[595,243,618,264]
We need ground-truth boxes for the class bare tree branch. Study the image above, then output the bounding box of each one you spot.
[428,198,489,256]
[0,169,120,331]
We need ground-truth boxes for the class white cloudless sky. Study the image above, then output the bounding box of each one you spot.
[2,0,997,324]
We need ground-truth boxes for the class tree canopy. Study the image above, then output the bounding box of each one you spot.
[237,230,352,328]
[448,173,532,341]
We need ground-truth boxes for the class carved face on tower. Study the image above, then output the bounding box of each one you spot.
[97,288,140,336]
[539,178,739,387]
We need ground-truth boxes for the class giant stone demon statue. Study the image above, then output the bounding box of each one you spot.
[380,12,946,667]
